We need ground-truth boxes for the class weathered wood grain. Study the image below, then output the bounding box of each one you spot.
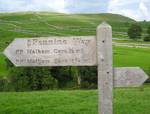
[97,22,113,114]
[4,36,96,67]
[114,67,149,87]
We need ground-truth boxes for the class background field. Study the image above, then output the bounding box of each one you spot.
[0,12,148,52]
[0,12,134,51]
[0,12,150,78]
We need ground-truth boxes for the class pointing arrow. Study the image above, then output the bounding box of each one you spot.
[3,37,97,67]
[114,67,149,87]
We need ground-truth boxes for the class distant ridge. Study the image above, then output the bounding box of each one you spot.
[0,12,136,51]
[0,12,135,22]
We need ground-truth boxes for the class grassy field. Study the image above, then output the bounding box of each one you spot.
[0,12,136,78]
[0,12,150,78]
[113,46,150,76]
[0,54,7,78]
[0,12,136,51]
[0,84,150,114]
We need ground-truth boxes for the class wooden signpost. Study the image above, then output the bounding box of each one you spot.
[4,22,149,114]
[114,67,148,87]
[4,36,97,66]
[97,23,113,114]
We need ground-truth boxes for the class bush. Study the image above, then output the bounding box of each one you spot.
[147,25,150,36]
[51,66,76,88]
[1,59,59,92]
[128,24,142,40]
[144,36,150,42]
[2,58,98,91]
[0,78,14,91]
[8,67,58,91]
[143,25,150,42]
[79,66,97,89]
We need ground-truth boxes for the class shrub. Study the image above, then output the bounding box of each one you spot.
[143,25,150,42]
[144,36,150,42]
[147,25,150,36]
[79,66,97,89]
[8,67,58,91]
[128,24,142,40]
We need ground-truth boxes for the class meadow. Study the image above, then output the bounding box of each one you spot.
[0,84,150,114]
[113,46,150,76]
[0,12,150,78]
[0,12,137,51]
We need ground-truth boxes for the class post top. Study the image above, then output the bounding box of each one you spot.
[97,21,112,29]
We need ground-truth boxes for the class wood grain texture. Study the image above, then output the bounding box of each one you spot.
[114,67,149,87]
[97,22,113,114]
[4,36,96,67]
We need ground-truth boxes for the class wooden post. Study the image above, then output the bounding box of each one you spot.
[97,22,113,114]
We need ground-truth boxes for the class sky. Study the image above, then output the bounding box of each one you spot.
[0,0,150,21]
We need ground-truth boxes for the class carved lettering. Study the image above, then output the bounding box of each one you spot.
[4,36,96,66]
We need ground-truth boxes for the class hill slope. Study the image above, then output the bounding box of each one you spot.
[0,12,135,51]
[1,12,150,79]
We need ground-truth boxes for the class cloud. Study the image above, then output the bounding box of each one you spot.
[0,0,68,13]
[64,0,108,13]
[0,0,108,13]
[139,0,150,19]
[108,0,150,21]
[0,0,150,21]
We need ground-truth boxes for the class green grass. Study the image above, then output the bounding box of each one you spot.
[0,12,150,77]
[0,12,136,51]
[113,46,150,76]
[114,40,150,44]
[0,85,150,114]
[0,54,8,78]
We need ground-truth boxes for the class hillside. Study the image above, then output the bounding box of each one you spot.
[0,12,150,79]
[0,12,135,51]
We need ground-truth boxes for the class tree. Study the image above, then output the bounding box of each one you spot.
[144,36,150,42]
[128,24,142,40]
[147,25,150,36]
[2,59,79,91]
[4,59,58,92]
[144,25,150,42]
[51,66,76,88]
[78,66,97,89]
